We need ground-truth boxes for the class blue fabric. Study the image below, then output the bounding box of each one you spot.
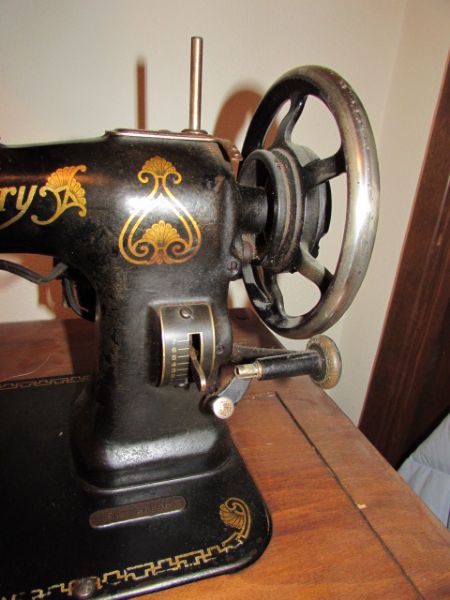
[399,414,450,529]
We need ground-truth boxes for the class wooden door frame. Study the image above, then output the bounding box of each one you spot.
[359,60,450,467]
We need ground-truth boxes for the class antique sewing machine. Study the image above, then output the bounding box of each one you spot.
[0,38,379,598]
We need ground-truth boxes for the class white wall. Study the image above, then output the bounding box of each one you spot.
[0,0,448,420]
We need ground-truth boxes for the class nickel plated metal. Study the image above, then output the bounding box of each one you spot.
[189,36,204,131]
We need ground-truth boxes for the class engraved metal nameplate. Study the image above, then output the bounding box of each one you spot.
[89,496,186,529]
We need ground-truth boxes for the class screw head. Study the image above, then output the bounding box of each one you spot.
[72,578,96,600]
[227,260,240,275]
[179,307,193,319]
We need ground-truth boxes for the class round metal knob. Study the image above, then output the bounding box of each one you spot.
[209,396,235,419]
[306,335,342,389]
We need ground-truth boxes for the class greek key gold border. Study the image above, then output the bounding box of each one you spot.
[4,498,251,599]
[0,374,90,391]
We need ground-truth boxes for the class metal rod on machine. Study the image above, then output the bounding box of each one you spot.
[189,36,203,131]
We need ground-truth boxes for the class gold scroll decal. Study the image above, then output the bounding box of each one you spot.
[118,156,202,265]
[15,497,251,598]
[0,165,87,230]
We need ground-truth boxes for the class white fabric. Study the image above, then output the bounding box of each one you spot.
[399,414,450,529]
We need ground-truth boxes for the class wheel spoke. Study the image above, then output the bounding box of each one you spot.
[273,93,307,146]
[242,265,289,321]
[297,245,333,293]
[242,264,270,307]
[266,272,286,316]
[302,146,345,190]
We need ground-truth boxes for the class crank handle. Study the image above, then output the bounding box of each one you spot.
[235,335,341,389]
[205,336,341,421]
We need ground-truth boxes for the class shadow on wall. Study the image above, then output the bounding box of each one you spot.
[213,89,261,142]
[213,87,279,149]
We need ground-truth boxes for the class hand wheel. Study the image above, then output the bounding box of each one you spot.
[239,66,379,339]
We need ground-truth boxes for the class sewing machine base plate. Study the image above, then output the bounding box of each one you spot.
[0,376,271,598]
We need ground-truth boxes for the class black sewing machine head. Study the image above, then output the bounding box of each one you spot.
[0,38,378,598]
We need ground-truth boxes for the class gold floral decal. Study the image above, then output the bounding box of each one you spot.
[20,498,251,598]
[0,165,87,230]
[32,165,87,225]
[118,156,202,265]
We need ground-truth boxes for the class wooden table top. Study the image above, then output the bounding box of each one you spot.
[1,310,449,599]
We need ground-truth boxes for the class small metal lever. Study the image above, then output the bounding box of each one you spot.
[189,344,207,392]
[205,376,251,420]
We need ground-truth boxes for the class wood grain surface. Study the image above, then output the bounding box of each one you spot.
[0,311,449,599]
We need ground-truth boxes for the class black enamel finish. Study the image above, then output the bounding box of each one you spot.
[255,350,323,381]
[0,377,271,598]
[0,132,257,488]
[0,130,272,597]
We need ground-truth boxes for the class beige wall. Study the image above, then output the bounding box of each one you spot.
[0,0,448,420]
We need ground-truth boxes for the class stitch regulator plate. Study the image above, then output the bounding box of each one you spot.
[0,377,271,598]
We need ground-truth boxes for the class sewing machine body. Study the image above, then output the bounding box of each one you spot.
[0,129,275,597]
[1,130,262,486]
[0,40,379,598]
